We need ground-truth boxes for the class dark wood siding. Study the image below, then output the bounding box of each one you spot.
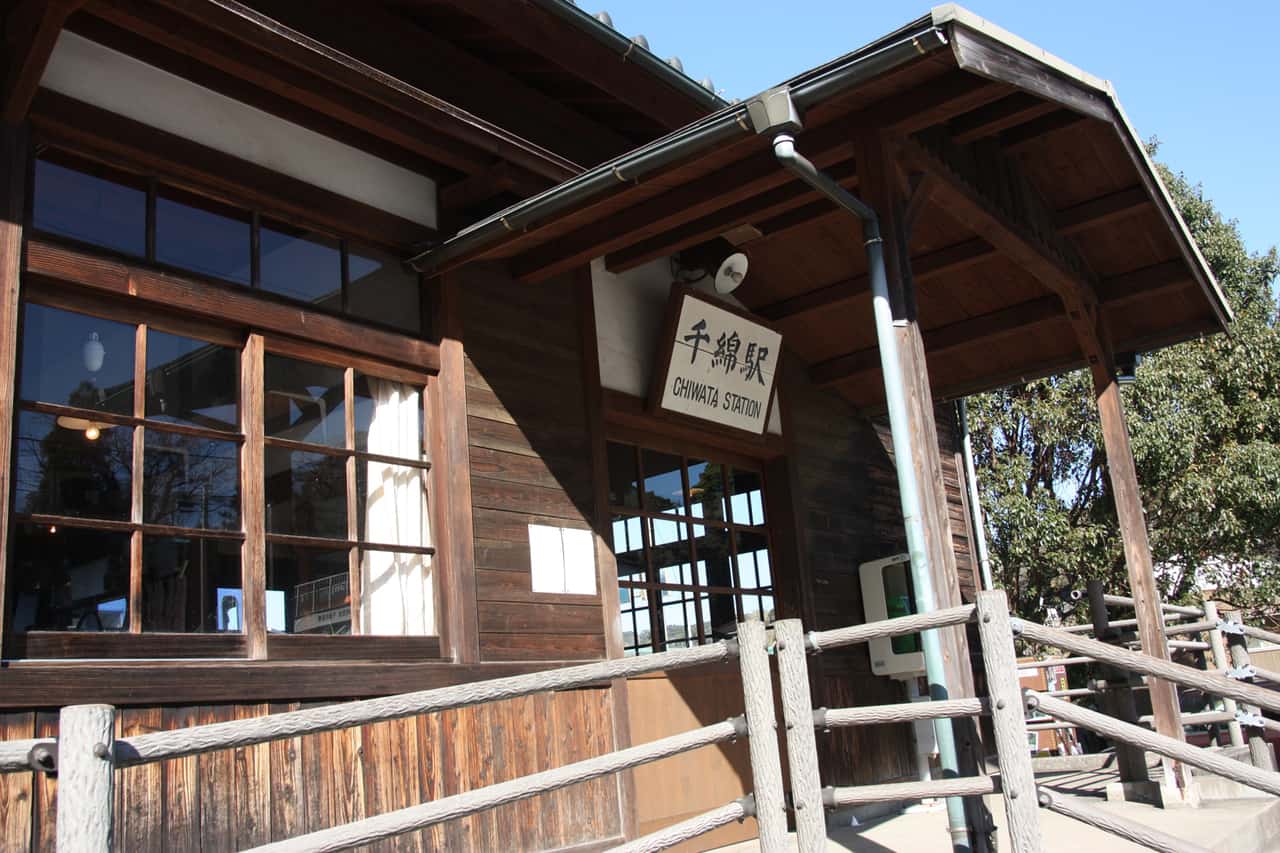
[456,265,606,662]
[0,687,621,852]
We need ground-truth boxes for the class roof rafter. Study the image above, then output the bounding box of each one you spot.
[2,0,83,123]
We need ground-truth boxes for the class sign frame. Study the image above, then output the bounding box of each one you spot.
[646,285,782,441]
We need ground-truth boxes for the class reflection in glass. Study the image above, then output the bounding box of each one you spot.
[611,515,646,581]
[734,530,771,588]
[347,245,421,334]
[266,544,351,634]
[156,188,251,284]
[265,447,346,538]
[20,303,135,415]
[33,155,146,256]
[728,467,766,526]
[14,411,132,520]
[641,449,684,514]
[143,430,239,530]
[693,524,735,635]
[605,442,640,508]
[353,373,421,457]
[146,329,238,431]
[260,221,342,309]
[264,354,346,447]
[141,536,242,632]
[7,523,130,633]
[688,459,726,524]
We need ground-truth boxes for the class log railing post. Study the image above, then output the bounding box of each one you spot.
[975,591,1043,853]
[737,618,787,850]
[1226,613,1275,771]
[56,704,115,853]
[1086,580,1150,783]
[774,619,825,852]
[1203,601,1244,749]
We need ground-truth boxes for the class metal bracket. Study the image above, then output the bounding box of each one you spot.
[1216,620,1246,636]
[1236,708,1266,728]
[1226,665,1257,681]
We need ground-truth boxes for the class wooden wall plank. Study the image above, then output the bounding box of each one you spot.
[198,706,235,852]
[268,702,305,842]
[115,707,163,853]
[475,568,599,606]
[162,706,202,852]
[232,703,272,850]
[414,711,448,851]
[0,713,35,853]
[479,632,605,661]
[534,692,565,848]
[478,601,604,635]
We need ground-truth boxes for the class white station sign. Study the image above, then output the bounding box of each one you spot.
[657,293,781,435]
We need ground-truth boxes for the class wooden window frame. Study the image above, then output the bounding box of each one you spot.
[606,436,777,655]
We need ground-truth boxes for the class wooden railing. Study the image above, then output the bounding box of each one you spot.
[3,590,1279,852]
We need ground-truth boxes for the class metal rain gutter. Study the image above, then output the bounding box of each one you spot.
[764,111,971,850]
[406,23,948,274]
[533,0,727,113]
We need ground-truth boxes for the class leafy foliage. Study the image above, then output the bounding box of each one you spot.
[967,158,1280,625]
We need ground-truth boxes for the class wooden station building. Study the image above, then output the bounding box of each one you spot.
[0,1,1229,850]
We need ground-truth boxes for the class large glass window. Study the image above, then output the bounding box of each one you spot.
[6,300,437,654]
[28,149,425,336]
[607,441,775,655]
[264,354,433,637]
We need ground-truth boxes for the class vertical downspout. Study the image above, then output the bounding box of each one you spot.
[771,133,972,853]
[958,399,995,592]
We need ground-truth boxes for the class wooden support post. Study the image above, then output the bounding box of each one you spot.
[975,591,1043,853]
[774,619,825,852]
[1086,580,1150,783]
[737,618,787,851]
[0,124,25,651]
[1226,613,1275,771]
[240,333,267,659]
[1203,601,1244,749]
[56,704,116,852]
[1083,326,1191,797]
[855,127,991,851]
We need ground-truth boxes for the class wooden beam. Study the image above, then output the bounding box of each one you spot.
[87,0,578,181]
[0,124,26,652]
[949,92,1060,144]
[858,70,1011,134]
[756,184,1149,323]
[1,0,83,123]
[410,0,710,131]
[509,124,853,282]
[439,160,548,213]
[999,109,1089,153]
[809,260,1192,386]
[603,159,858,275]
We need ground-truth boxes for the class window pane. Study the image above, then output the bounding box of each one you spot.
[356,462,427,546]
[728,467,766,526]
[611,514,646,582]
[156,188,251,285]
[264,354,346,447]
[693,523,735,634]
[687,459,727,523]
[13,410,132,520]
[260,221,342,310]
[734,530,771,589]
[141,535,242,633]
[347,245,421,334]
[641,449,684,515]
[7,523,130,633]
[353,374,421,458]
[606,442,640,509]
[146,329,238,431]
[143,430,239,530]
[33,155,146,256]
[358,549,435,635]
[266,544,350,634]
[265,447,346,538]
[20,303,135,414]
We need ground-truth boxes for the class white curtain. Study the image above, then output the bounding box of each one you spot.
[360,378,434,635]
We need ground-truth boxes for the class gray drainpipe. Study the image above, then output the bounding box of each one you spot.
[771,131,972,853]
[958,399,995,592]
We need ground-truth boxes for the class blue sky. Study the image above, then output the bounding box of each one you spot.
[600,1,1278,260]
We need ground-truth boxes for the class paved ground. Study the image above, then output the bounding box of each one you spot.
[714,769,1280,852]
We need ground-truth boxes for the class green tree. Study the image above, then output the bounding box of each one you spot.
[967,156,1280,626]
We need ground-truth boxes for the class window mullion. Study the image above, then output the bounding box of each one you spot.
[345,367,361,636]
[242,333,267,658]
[129,322,147,633]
